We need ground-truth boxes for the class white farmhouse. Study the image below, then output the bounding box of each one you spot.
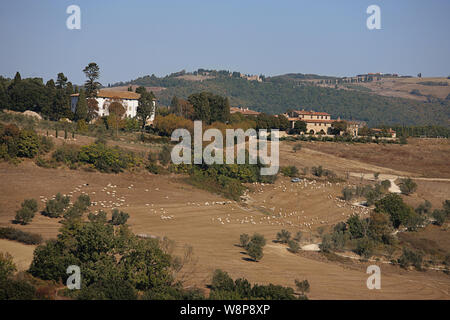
[70,90,156,122]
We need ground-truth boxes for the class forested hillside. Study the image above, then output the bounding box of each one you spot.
[117,73,450,127]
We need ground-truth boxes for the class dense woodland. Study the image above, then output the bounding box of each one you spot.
[116,71,450,127]
[0,72,75,121]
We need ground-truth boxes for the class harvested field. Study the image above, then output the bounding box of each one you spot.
[312,77,450,101]
[398,225,450,259]
[0,239,35,271]
[357,77,450,101]
[291,138,450,178]
[1,154,449,299]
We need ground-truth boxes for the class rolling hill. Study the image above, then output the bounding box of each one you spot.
[112,72,450,127]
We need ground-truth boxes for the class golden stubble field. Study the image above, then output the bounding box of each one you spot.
[291,138,450,178]
[0,137,449,299]
[359,77,450,101]
[313,77,450,101]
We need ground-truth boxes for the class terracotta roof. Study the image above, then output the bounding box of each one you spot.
[288,118,334,124]
[372,128,396,133]
[97,90,140,99]
[70,90,146,100]
[291,110,331,116]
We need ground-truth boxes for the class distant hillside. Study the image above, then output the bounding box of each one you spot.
[269,73,341,81]
[112,72,450,127]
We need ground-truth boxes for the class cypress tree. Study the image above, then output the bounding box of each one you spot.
[74,90,88,121]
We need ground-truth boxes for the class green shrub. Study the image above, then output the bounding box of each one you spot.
[39,136,54,154]
[311,165,324,177]
[16,129,40,158]
[367,212,393,243]
[342,187,354,201]
[0,227,43,245]
[432,209,447,226]
[239,233,250,248]
[294,279,310,295]
[14,199,38,225]
[146,162,161,174]
[415,200,432,215]
[111,209,129,225]
[78,142,138,173]
[399,178,417,195]
[347,214,365,239]
[248,233,266,248]
[380,179,391,191]
[292,143,302,152]
[365,188,383,206]
[63,195,90,221]
[354,237,374,258]
[311,165,336,180]
[209,269,301,300]
[405,212,425,231]
[52,144,80,164]
[334,222,347,233]
[330,231,347,251]
[0,278,36,300]
[15,207,35,225]
[187,171,245,201]
[123,118,140,132]
[0,252,16,280]
[35,156,56,168]
[76,194,91,211]
[147,151,158,163]
[211,269,235,292]
[43,193,70,218]
[158,144,172,166]
[28,218,173,290]
[249,283,297,300]
[77,278,137,300]
[319,234,332,253]
[244,233,266,262]
[287,240,300,253]
[22,199,38,213]
[141,285,204,300]
[246,242,263,261]
[139,133,171,144]
[375,194,416,229]
[63,205,84,221]
[28,239,78,282]
[443,200,450,215]
[179,159,277,201]
[398,248,423,270]
[280,166,299,177]
[276,229,291,243]
[0,125,47,160]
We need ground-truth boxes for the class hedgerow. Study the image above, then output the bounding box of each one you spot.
[0,227,43,245]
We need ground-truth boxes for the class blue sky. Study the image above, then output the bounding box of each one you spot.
[0,0,449,85]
